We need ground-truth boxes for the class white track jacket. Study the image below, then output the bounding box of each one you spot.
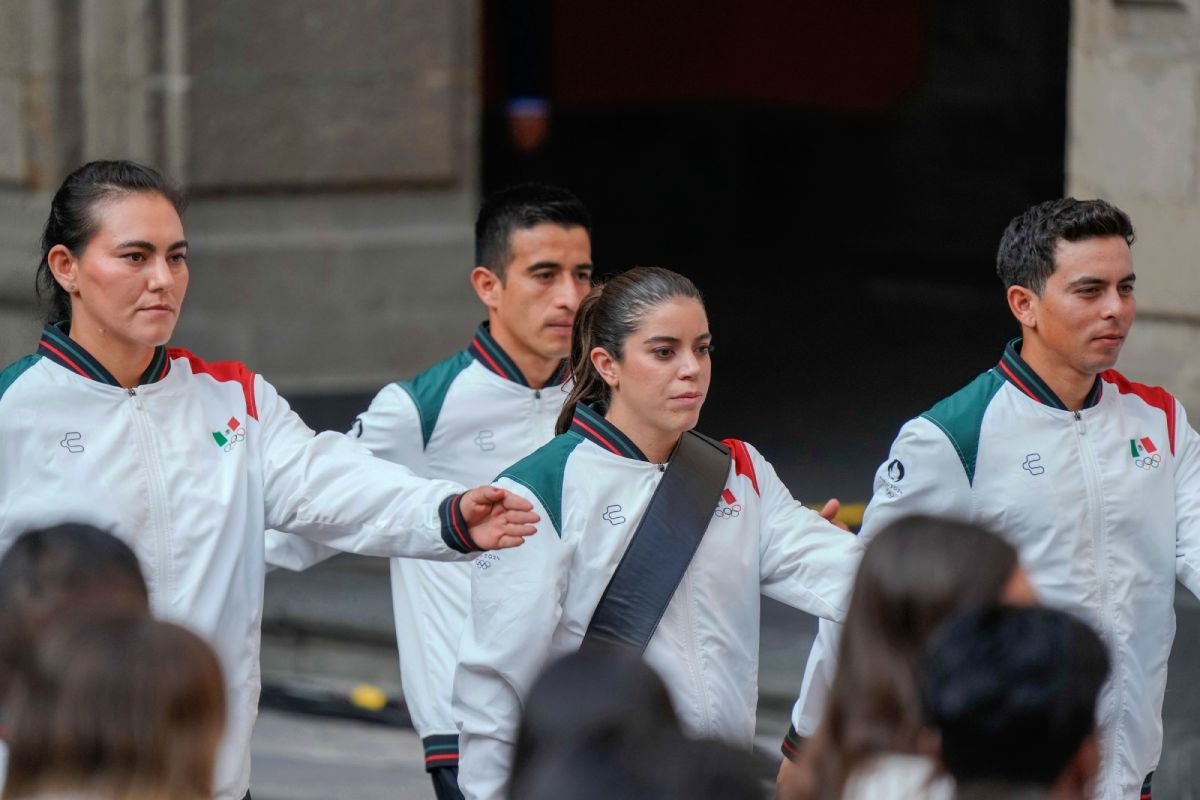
[454,403,863,800]
[0,324,480,800]
[789,340,1200,800]
[266,323,567,770]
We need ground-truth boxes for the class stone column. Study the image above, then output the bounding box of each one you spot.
[1,0,481,393]
[1069,0,1200,413]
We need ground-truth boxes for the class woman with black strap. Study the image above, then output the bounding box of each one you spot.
[452,266,864,800]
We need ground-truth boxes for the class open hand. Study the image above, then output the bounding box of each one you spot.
[460,486,539,550]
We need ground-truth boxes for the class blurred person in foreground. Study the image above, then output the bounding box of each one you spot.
[920,606,1110,800]
[0,524,151,792]
[507,647,680,798]
[453,267,863,800]
[265,183,594,799]
[0,160,538,800]
[786,198,1200,799]
[779,516,1036,800]
[2,613,225,800]
[517,734,764,800]
[510,642,757,799]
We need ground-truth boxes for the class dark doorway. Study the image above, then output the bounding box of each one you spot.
[483,0,1070,497]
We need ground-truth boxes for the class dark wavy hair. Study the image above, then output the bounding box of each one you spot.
[921,606,1109,788]
[555,267,703,434]
[0,523,149,700]
[794,516,1021,800]
[996,198,1134,295]
[36,160,184,324]
[3,613,225,800]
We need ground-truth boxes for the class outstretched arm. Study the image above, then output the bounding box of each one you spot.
[258,376,536,560]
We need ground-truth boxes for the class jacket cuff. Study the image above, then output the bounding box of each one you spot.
[781,723,803,763]
[422,733,460,772]
[439,493,479,554]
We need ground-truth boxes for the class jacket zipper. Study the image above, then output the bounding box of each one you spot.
[128,388,173,603]
[1073,409,1120,788]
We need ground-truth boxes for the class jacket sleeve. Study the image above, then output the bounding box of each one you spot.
[454,478,572,800]
[1174,404,1200,598]
[256,375,469,561]
[789,417,974,737]
[264,383,428,570]
[752,442,863,622]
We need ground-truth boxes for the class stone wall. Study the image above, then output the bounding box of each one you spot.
[1069,0,1200,414]
[0,0,480,392]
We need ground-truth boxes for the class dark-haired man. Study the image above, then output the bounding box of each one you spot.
[921,606,1110,800]
[267,184,594,799]
[784,199,1200,800]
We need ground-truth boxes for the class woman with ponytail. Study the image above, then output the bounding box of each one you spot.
[453,266,864,800]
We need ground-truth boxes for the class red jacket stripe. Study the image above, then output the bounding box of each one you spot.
[169,349,260,421]
[1102,370,1177,456]
[722,438,760,496]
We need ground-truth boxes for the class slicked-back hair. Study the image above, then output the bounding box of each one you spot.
[475,183,591,278]
[996,198,1134,295]
[556,267,703,434]
[36,160,185,325]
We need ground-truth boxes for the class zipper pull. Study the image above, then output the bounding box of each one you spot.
[128,387,143,410]
[658,463,666,473]
[534,389,541,400]
[1073,409,1085,433]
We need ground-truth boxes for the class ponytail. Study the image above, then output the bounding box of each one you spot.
[554,267,703,435]
[556,286,608,434]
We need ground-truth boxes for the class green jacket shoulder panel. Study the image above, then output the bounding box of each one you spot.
[919,369,1004,485]
[0,355,42,404]
[496,431,585,537]
[395,351,474,448]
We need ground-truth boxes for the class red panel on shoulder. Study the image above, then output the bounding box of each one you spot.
[169,348,259,421]
[722,438,760,496]
[1102,369,1176,455]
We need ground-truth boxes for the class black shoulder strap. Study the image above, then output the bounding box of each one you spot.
[582,430,732,653]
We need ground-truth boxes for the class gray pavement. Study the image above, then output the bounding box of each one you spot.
[250,708,429,800]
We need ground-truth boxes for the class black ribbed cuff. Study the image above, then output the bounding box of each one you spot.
[439,493,479,554]
[781,723,803,763]
[422,733,460,772]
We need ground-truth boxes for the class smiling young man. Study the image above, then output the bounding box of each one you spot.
[266,184,593,800]
[782,199,1200,800]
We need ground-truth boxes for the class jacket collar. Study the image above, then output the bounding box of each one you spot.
[468,322,569,388]
[37,321,171,387]
[995,337,1102,411]
[569,402,649,462]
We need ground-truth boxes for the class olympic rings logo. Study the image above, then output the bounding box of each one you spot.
[1134,453,1162,470]
[714,503,742,519]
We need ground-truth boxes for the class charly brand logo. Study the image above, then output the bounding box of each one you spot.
[886,459,905,482]
[1130,437,1162,470]
[714,488,742,519]
[474,430,496,452]
[602,504,626,525]
[59,432,84,454]
[212,417,246,452]
[1022,453,1045,476]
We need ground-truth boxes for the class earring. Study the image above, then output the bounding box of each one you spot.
[67,283,77,292]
